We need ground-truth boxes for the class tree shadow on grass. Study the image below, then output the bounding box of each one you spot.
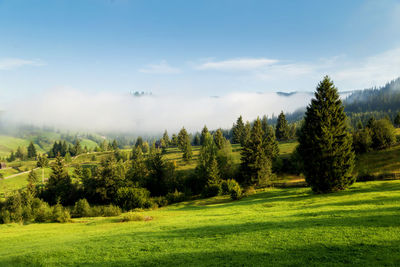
[7,241,399,266]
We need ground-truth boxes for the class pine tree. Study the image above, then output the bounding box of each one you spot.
[264,125,279,160]
[261,115,269,134]
[275,111,290,141]
[177,127,189,151]
[298,76,355,193]
[182,138,193,162]
[200,125,209,145]
[242,121,251,146]
[162,130,170,147]
[112,139,119,150]
[239,118,272,186]
[126,146,148,187]
[27,141,37,159]
[194,134,201,146]
[213,129,225,150]
[233,116,245,144]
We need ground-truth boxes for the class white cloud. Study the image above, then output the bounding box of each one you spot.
[0,58,45,70]
[332,47,400,90]
[4,88,312,134]
[196,58,278,71]
[139,60,181,74]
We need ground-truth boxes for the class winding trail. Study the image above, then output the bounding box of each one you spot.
[2,168,39,180]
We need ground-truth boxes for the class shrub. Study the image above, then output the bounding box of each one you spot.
[121,212,145,222]
[52,204,71,223]
[202,183,221,198]
[101,205,122,217]
[33,201,52,223]
[370,119,396,150]
[243,186,256,197]
[166,189,186,204]
[0,210,11,224]
[221,179,240,195]
[229,182,242,200]
[116,187,153,211]
[73,199,91,218]
[152,196,168,208]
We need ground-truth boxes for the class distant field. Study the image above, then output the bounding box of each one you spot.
[0,180,399,266]
[0,135,44,157]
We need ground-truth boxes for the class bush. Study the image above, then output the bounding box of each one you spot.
[221,179,240,195]
[152,196,168,208]
[370,119,396,150]
[121,212,145,222]
[166,189,186,204]
[243,186,256,197]
[202,183,221,198]
[52,204,71,223]
[33,200,52,223]
[229,182,242,200]
[73,199,91,218]
[353,128,372,154]
[101,205,122,217]
[116,187,153,211]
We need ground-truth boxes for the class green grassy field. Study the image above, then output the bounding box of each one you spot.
[0,135,44,157]
[0,180,399,266]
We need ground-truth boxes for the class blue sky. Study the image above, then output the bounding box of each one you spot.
[1,0,400,102]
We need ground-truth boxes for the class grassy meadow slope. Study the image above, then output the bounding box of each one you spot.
[0,180,399,266]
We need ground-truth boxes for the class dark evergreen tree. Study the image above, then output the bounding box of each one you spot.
[200,125,209,146]
[213,129,225,150]
[193,134,201,146]
[233,116,245,144]
[162,130,170,147]
[36,154,49,183]
[27,142,37,159]
[242,122,251,146]
[135,136,143,148]
[111,139,119,150]
[41,155,77,205]
[275,111,290,141]
[239,118,272,186]
[261,115,269,134]
[145,151,175,196]
[177,127,189,151]
[298,76,355,193]
[126,147,148,187]
[264,125,279,160]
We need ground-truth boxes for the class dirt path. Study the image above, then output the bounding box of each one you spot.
[2,168,39,180]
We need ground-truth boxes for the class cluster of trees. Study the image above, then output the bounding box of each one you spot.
[352,117,396,154]
[7,142,37,162]
[48,140,87,158]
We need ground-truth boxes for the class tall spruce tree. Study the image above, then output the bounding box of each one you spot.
[275,111,290,141]
[162,130,170,147]
[298,76,355,193]
[239,118,271,186]
[200,125,209,146]
[27,141,37,159]
[213,129,225,150]
[242,121,251,146]
[233,116,245,144]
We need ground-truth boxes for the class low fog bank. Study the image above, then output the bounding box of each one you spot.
[2,89,315,134]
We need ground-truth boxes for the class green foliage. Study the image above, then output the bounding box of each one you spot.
[232,116,245,144]
[52,203,71,223]
[121,212,145,222]
[41,155,77,205]
[353,128,373,154]
[221,179,240,195]
[369,118,396,150]
[298,76,355,193]
[162,130,170,147]
[200,125,209,146]
[275,111,290,141]
[229,182,242,200]
[165,189,186,204]
[202,183,221,198]
[239,118,272,187]
[126,147,148,187]
[213,129,225,149]
[72,199,91,218]
[27,141,37,159]
[116,187,153,210]
[145,151,176,196]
